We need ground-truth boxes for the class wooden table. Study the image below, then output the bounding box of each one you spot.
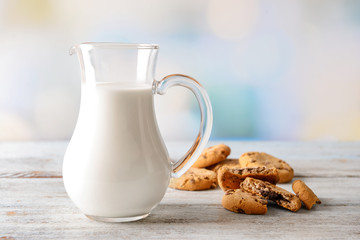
[1,141,359,239]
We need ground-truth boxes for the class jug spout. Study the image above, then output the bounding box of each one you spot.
[69,45,77,56]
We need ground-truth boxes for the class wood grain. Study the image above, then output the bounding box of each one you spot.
[0,141,359,239]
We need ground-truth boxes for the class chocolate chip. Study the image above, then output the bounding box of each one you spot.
[236,208,245,214]
[259,189,284,201]
[225,190,235,195]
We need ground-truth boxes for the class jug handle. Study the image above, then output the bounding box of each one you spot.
[155,74,213,178]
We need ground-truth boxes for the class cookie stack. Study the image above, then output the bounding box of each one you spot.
[168,144,321,215]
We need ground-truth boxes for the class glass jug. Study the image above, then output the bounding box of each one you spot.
[63,43,213,222]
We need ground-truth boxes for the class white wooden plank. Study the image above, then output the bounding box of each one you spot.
[1,178,359,239]
[167,141,360,177]
[1,141,359,161]
[0,142,66,176]
[0,141,359,178]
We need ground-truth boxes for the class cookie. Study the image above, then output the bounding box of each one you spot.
[207,158,240,173]
[192,144,231,168]
[218,166,280,191]
[240,177,301,212]
[239,152,294,183]
[292,180,321,210]
[222,188,268,215]
[168,168,217,191]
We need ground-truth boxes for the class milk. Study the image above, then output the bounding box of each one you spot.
[63,82,171,218]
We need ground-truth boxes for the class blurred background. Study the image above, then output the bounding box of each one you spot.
[1,0,360,141]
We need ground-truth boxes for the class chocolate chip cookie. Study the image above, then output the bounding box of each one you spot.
[239,152,294,183]
[292,180,321,210]
[207,158,240,173]
[168,168,217,191]
[218,166,280,191]
[222,188,268,215]
[240,177,301,212]
[192,144,231,168]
